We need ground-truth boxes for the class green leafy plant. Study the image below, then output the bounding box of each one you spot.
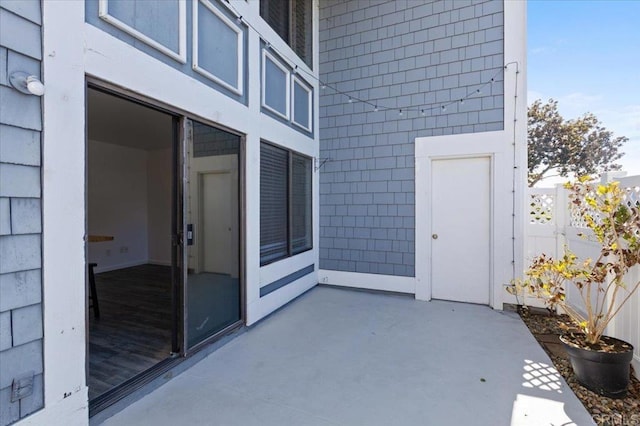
[509,177,640,345]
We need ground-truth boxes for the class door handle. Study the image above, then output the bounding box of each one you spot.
[187,224,194,246]
[432,234,438,240]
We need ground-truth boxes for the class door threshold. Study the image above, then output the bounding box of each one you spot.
[89,324,246,424]
[89,356,180,417]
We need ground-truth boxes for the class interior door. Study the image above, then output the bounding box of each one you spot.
[431,157,491,304]
[201,172,233,274]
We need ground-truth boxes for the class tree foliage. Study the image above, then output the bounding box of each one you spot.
[528,99,628,186]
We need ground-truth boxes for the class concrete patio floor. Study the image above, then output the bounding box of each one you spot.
[99,286,594,425]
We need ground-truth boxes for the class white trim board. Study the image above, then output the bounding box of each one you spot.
[41,1,89,423]
[503,0,528,308]
[318,269,416,295]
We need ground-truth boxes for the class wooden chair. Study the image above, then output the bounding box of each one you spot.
[88,263,100,319]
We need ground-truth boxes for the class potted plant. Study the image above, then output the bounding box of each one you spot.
[508,177,640,397]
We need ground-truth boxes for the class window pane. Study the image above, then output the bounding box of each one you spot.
[291,153,312,254]
[197,1,239,89]
[108,0,180,53]
[292,0,312,67]
[193,123,240,158]
[293,79,310,130]
[260,0,289,43]
[260,143,288,264]
[260,0,312,68]
[264,55,288,116]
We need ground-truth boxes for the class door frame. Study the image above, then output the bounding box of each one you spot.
[415,131,511,308]
[85,78,246,407]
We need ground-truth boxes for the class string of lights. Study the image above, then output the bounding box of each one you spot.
[223,0,513,118]
[319,71,502,118]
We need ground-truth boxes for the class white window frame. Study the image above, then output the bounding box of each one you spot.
[98,0,187,63]
[192,0,244,95]
[291,74,313,132]
[261,49,291,121]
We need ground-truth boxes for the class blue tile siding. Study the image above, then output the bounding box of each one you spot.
[0,1,44,424]
[319,0,504,277]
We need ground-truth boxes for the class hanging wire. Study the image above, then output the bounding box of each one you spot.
[505,61,521,284]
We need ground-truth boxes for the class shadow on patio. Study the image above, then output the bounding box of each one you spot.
[99,286,594,425]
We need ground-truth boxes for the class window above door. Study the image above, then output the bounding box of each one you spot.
[260,0,313,68]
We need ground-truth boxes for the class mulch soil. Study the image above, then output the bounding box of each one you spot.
[519,308,640,426]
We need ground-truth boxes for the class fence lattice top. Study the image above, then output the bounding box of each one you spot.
[624,185,640,208]
[569,182,640,229]
[529,179,639,229]
[529,192,555,225]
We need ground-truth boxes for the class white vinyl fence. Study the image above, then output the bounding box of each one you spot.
[526,173,640,377]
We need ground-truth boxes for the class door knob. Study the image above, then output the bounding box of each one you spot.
[432,234,438,239]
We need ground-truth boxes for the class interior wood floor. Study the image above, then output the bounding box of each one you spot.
[88,264,173,401]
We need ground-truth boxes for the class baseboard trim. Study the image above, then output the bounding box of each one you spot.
[93,260,148,273]
[148,259,171,267]
[318,269,415,294]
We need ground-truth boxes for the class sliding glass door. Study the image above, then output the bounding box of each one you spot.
[182,119,243,350]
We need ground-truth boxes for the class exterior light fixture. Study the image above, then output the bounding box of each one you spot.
[9,72,45,96]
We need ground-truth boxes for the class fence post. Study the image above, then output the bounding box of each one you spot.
[554,183,567,259]
[554,183,568,314]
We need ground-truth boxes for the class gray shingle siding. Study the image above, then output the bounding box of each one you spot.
[319,0,504,277]
[0,1,44,424]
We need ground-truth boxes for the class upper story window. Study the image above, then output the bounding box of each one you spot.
[260,0,312,68]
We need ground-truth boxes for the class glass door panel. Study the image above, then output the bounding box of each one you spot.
[184,119,241,349]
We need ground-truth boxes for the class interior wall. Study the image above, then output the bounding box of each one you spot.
[87,139,149,272]
[147,148,172,265]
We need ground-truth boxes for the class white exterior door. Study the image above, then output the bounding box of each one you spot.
[431,157,491,304]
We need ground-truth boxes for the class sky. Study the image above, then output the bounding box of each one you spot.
[527,0,640,185]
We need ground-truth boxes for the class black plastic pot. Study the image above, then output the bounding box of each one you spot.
[560,334,634,398]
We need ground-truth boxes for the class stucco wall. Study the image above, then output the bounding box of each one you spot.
[0,1,44,424]
[319,0,505,277]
